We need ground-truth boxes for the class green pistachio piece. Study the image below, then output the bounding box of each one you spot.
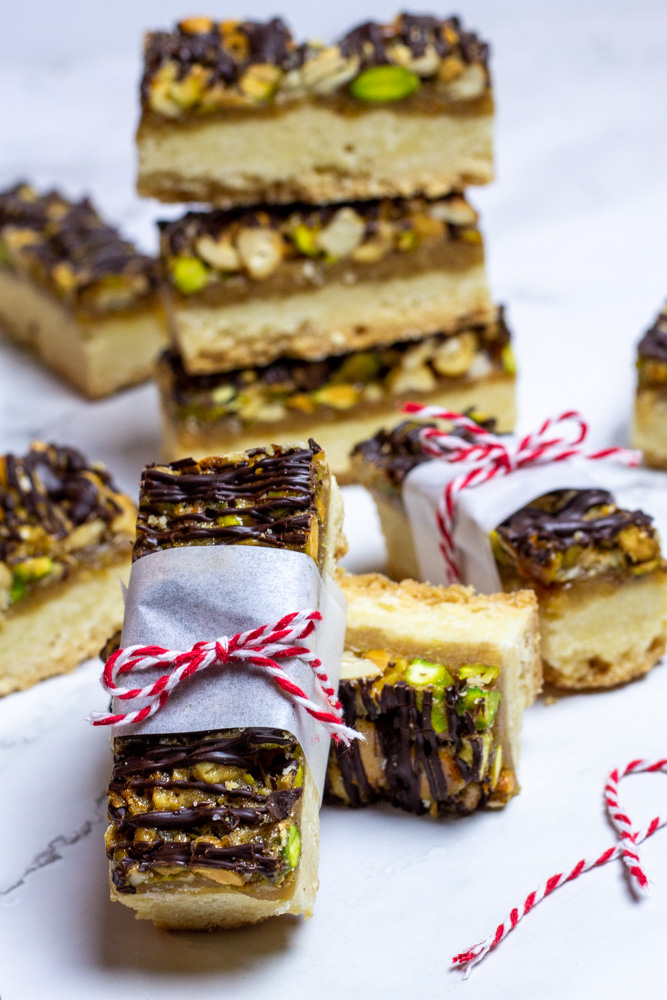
[349,65,421,103]
[430,695,448,734]
[292,223,321,256]
[294,764,304,789]
[396,228,418,252]
[9,577,28,603]
[477,690,501,730]
[333,352,381,385]
[458,663,500,684]
[285,824,301,869]
[218,513,243,526]
[14,556,54,582]
[501,344,517,375]
[172,256,209,294]
[459,687,501,729]
[405,658,454,689]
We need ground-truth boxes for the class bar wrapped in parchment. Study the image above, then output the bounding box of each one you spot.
[351,419,667,690]
[105,440,346,928]
[326,571,541,815]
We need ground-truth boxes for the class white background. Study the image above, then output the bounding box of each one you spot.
[2,2,667,997]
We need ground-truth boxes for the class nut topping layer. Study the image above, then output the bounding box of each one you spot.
[142,12,491,118]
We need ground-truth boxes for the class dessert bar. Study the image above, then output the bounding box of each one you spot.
[157,308,516,481]
[0,182,166,397]
[160,193,492,374]
[352,421,667,689]
[632,305,667,469]
[326,572,541,815]
[107,441,345,928]
[0,442,135,695]
[137,13,493,207]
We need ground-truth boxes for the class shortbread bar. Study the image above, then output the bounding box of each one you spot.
[632,305,667,468]
[0,442,135,696]
[137,13,493,206]
[160,193,492,374]
[107,441,345,928]
[352,421,667,689]
[325,572,541,815]
[156,308,516,481]
[0,182,166,397]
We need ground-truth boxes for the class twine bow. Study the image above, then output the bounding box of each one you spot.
[453,759,667,976]
[402,405,641,584]
[89,609,358,745]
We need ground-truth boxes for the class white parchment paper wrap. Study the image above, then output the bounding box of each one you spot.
[112,546,347,799]
[403,452,606,591]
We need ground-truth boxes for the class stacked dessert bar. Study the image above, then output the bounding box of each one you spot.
[139,13,516,480]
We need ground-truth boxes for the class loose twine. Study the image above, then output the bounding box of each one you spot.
[89,608,359,745]
[452,759,667,975]
[402,405,641,584]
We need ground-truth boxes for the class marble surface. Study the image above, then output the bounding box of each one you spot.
[3,1,667,996]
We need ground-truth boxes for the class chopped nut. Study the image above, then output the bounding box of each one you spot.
[316,208,365,259]
[313,385,361,410]
[195,234,241,272]
[178,16,214,34]
[387,362,437,395]
[428,197,478,226]
[169,64,210,109]
[236,227,285,280]
[432,332,477,378]
[438,55,465,82]
[301,46,359,95]
[351,221,394,263]
[64,518,105,552]
[238,63,283,100]
[445,63,487,101]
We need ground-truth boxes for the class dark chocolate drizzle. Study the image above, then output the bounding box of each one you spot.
[0,443,122,563]
[108,729,303,891]
[496,489,655,557]
[0,183,156,294]
[133,442,321,561]
[326,677,491,816]
[638,311,667,365]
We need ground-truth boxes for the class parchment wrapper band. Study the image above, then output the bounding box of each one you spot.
[112,545,347,799]
[403,454,600,591]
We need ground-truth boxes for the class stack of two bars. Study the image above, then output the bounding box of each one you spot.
[138,12,517,480]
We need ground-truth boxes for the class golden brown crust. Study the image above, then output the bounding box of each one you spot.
[336,568,537,613]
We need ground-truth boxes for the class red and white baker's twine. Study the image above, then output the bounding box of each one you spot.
[402,405,641,584]
[452,759,667,976]
[89,609,359,745]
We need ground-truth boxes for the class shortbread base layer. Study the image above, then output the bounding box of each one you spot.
[0,558,130,696]
[137,101,493,207]
[110,769,320,929]
[632,388,667,469]
[161,373,516,484]
[366,498,667,690]
[536,570,667,689]
[172,264,492,374]
[0,269,166,398]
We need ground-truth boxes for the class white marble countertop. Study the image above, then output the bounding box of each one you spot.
[2,1,667,996]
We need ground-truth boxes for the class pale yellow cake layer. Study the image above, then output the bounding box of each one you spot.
[337,571,542,776]
[137,103,493,206]
[538,570,667,689]
[0,558,130,696]
[111,768,320,929]
[161,374,516,484]
[632,388,667,470]
[173,264,492,374]
[0,270,167,398]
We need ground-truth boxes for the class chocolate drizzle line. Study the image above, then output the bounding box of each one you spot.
[326,677,494,816]
[0,443,122,563]
[0,183,157,295]
[496,489,655,557]
[108,729,303,892]
[133,441,322,561]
